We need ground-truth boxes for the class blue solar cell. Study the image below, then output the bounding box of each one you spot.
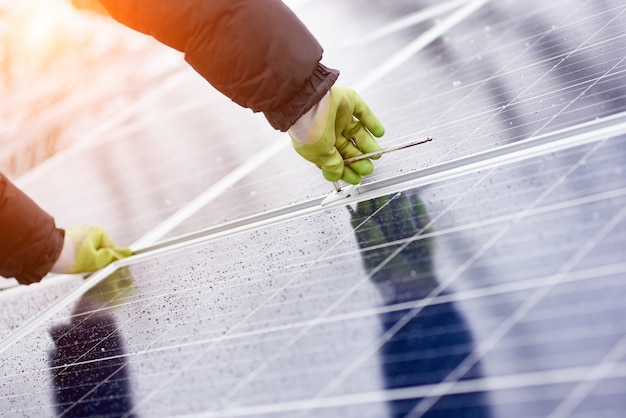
[2,1,626,417]
[2,134,625,416]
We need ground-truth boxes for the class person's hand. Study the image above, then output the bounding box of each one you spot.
[51,226,132,274]
[288,86,385,185]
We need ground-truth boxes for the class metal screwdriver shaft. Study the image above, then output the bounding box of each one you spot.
[333,136,433,191]
[343,136,432,164]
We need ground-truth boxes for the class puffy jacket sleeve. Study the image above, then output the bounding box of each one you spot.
[96,0,339,131]
[0,174,64,285]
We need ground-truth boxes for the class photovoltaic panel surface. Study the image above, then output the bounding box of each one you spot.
[0,277,84,340]
[1,134,625,417]
[160,0,626,239]
[14,0,626,246]
[1,0,626,417]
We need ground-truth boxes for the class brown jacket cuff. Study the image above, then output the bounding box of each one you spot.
[264,63,339,132]
[14,228,65,285]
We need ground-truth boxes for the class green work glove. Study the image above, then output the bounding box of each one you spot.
[54,226,132,274]
[289,86,385,185]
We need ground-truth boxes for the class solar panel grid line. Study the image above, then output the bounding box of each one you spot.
[354,0,492,92]
[428,7,625,166]
[300,138,608,409]
[548,336,626,418]
[1,1,623,416]
[123,0,518,255]
[13,297,191,417]
[0,274,232,415]
[116,218,380,415]
[529,57,626,137]
[361,1,589,110]
[403,207,626,418]
[472,53,626,113]
[1,115,621,367]
[364,4,620,169]
[521,291,625,331]
[556,37,626,71]
[412,189,625,250]
[391,10,574,140]
[0,275,81,337]
[342,0,474,46]
[14,66,192,188]
[130,137,287,250]
[99,254,625,365]
[472,71,623,133]
[133,113,626,260]
[2,145,620,416]
[165,364,626,418]
[160,4,624,238]
[88,300,204,356]
[49,292,223,417]
[207,204,445,407]
[540,96,626,133]
[0,263,120,356]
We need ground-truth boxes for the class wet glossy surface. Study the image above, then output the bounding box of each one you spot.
[2,0,626,417]
[0,276,83,339]
[14,0,626,245]
[165,0,626,238]
[2,136,626,416]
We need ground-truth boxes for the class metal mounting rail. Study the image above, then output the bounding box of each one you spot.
[133,111,626,257]
[1,111,626,356]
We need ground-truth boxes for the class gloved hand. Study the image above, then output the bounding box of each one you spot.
[288,86,385,185]
[51,226,132,275]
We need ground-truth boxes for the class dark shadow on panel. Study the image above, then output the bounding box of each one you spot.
[48,268,136,418]
[350,192,491,418]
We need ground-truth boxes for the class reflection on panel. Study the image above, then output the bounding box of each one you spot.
[17,72,279,246]
[10,0,624,253]
[1,135,624,417]
[163,0,626,238]
[0,277,84,340]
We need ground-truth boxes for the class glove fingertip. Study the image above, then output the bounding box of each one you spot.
[370,123,385,138]
[349,159,374,176]
[341,167,362,185]
[322,170,342,182]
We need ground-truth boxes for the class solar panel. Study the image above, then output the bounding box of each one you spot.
[2,0,626,417]
[2,133,625,416]
[0,276,84,340]
[131,0,626,241]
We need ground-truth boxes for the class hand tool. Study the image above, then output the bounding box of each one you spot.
[332,136,433,193]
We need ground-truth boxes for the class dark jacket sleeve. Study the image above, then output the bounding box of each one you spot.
[96,0,338,131]
[0,174,64,285]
